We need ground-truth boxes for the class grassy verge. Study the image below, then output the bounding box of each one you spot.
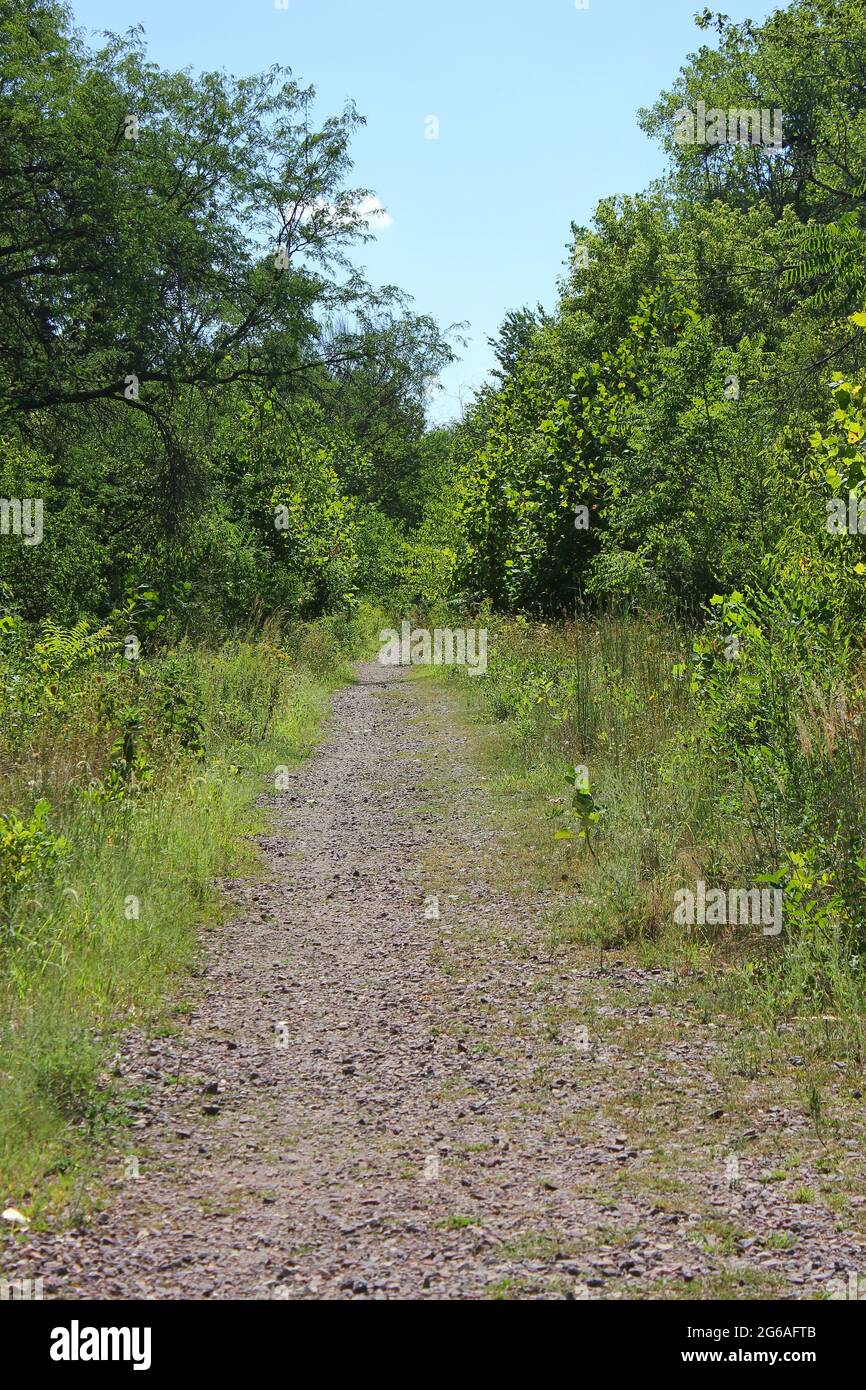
[427,612,866,1070]
[410,644,866,1285]
[0,607,379,1221]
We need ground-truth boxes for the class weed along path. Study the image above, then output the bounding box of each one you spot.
[5,662,866,1300]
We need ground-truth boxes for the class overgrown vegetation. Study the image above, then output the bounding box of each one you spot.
[427,0,866,1066]
[439,610,866,1066]
[3,0,866,1213]
[0,0,453,1208]
[0,606,380,1214]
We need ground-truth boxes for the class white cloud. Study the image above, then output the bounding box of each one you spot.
[298,194,393,233]
[353,195,393,231]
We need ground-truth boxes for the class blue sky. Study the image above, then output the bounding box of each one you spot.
[69,0,774,423]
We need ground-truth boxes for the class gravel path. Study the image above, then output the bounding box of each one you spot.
[4,663,865,1299]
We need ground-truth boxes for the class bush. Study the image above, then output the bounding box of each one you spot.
[0,800,68,926]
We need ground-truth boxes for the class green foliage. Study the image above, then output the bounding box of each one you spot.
[4,0,866,1200]
[0,3,456,633]
[0,800,68,926]
[0,612,367,1207]
[430,0,866,1059]
[447,0,866,618]
[553,765,604,852]
[441,614,725,950]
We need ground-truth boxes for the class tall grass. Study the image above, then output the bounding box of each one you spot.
[438,612,866,1062]
[0,612,374,1218]
[445,614,740,947]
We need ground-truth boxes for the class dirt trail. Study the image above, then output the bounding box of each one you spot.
[5,663,865,1299]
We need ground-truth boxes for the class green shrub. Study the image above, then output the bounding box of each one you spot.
[0,800,68,930]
